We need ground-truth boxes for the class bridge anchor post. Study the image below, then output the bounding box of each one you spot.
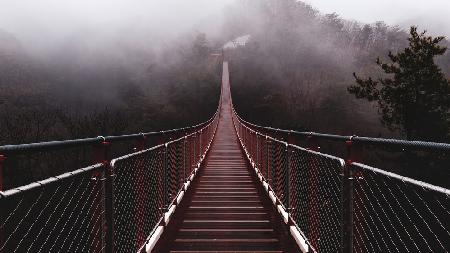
[0,154,5,253]
[105,163,115,253]
[306,135,319,249]
[92,139,111,252]
[342,138,361,253]
[0,154,5,191]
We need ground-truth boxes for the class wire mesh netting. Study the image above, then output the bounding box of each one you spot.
[186,135,196,177]
[352,163,450,253]
[232,105,450,253]
[0,93,220,253]
[289,147,344,252]
[257,134,268,179]
[111,117,218,252]
[0,164,106,253]
[111,145,165,253]
[269,139,289,210]
[167,140,185,206]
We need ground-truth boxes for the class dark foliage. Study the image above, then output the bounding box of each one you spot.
[350,27,450,141]
[0,32,221,187]
[0,33,221,146]
[225,0,450,139]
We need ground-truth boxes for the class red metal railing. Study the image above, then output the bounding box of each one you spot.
[0,90,222,253]
[0,115,216,191]
[2,58,449,252]
[110,111,220,252]
[231,105,450,253]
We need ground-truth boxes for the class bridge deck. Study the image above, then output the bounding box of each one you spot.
[155,62,296,252]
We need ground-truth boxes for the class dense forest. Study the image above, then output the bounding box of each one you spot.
[222,0,450,187]
[2,0,449,146]
[226,0,450,140]
[0,31,221,145]
[1,0,449,187]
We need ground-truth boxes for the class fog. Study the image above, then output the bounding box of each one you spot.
[305,0,450,37]
[0,0,235,55]
[2,0,450,56]
[1,0,450,176]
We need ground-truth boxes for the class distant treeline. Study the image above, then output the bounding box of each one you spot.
[0,33,221,146]
[222,0,450,187]
[1,0,449,188]
[225,0,450,139]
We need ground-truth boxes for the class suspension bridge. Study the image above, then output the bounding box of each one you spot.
[0,61,449,252]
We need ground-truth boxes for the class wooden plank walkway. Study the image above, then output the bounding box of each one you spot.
[154,62,296,252]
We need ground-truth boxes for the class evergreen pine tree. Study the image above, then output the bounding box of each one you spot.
[348,26,450,141]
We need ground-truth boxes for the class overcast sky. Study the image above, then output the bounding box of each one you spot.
[0,0,234,45]
[1,0,449,45]
[305,0,450,36]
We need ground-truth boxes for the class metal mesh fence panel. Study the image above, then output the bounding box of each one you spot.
[257,134,267,177]
[269,140,289,210]
[167,140,184,206]
[202,129,208,155]
[249,130,255,161]
[182,137,189,183]
[0,164,106,253]
[194,133,200,163]
[187,135,196,177]
[289,147,344,252]
[0,96,220,253]
[232,105,450,253]
[352,163,450,253]
[112,146,165,253]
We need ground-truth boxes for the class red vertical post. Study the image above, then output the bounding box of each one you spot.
[240,125,243,140]
[261,135,266,179]
[246,128,249,150]
[0,154,5,253]
[286,129,295,214]
[266,138,271,184]
[192,134,196,174]
[306,135,319,250]
[136,134,147,151]
[253,131,256,159]
[244,127,247,147]
[287,131,295,145]
[163,144,169,214]
[253,131,256,160]
[105,163,115,253]
[199,130,203,160]
[159,133,166,145]
[285,143,291,219]
[247,128,250,150]
[188,135,192,177]
[0,154,5,191]
[250,130,253,159]
[134,135,147,249]
[193,133,197,168]
[183,136,187,185]
[242,127,245,146]
[343,138,361,253]
[92,139,110,252]
[247,129,250,156]
[255,133,259,168]
[92,140,110,164]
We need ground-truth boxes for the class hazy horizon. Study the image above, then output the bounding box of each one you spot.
[305,0,450,37]
[0,0,235,54]
[1,0,449,54]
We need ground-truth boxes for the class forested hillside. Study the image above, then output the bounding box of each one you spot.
[0,31,221,145]
[225,0,450,139]
[1,0,449,146]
